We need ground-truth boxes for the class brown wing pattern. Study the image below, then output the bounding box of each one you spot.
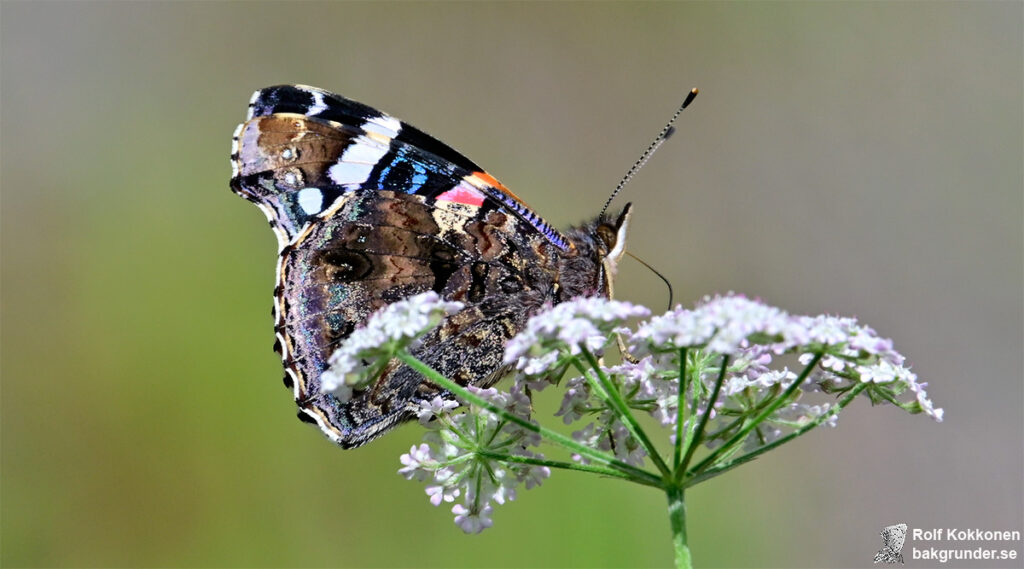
[277,189,563,447]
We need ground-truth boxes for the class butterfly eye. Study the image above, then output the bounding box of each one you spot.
[595,224,618,254]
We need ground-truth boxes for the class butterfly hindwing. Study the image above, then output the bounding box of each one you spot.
[278,189,552,446]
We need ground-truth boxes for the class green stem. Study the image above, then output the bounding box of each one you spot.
[666,484,692,569]
[577,349,672,478]
[397,351,662,486]
[679,358,703,477]
[672,347,688,470]
[685,381,868,486]
[687,352,823,478]
[677,355,729,480]
[475,451,660,487]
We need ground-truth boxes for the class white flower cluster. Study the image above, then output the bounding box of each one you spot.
[319,292,463,401]
[388,293,941,534]
[626,294,941,419]
[503,297,650,379]
[504,294,941,467]
[630,294,795,356]
[398,386,549,534]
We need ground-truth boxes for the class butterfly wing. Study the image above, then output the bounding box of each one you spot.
[232,85,569,250]
[279,190,554,446]
[231,85,574,447]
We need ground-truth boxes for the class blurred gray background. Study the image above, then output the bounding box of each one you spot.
[2,2,1021,568]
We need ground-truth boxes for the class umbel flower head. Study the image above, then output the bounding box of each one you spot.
[399,385,550,534]
[322,293,942,536]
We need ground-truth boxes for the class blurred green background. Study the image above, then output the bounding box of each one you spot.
[2,2,1021,568]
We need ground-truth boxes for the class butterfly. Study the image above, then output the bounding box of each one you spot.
[231,85,631,448]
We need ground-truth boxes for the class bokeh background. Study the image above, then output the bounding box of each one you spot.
[2,2,1021,568]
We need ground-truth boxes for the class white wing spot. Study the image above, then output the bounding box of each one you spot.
[328,162,374,185]
[328,138,389,185]
[341,139,389,163]
[282,169,303,187]
[362,115,402,138]
[306,89,327,116]
[297,188,324,215]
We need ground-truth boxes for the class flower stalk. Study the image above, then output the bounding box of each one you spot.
[666,484,692,569]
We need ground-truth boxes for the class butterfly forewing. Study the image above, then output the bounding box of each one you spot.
[246,84,485,172]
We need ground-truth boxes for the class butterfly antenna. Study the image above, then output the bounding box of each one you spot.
[600,88,699,217]
[626,251,674,310]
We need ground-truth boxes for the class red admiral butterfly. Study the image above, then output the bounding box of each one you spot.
[231,85,634,448]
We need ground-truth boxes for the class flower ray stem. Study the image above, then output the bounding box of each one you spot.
[397,351,661,486]
[680,355,704,476]
[476,451,661,487]
[578,349,672,478]
[685,381,868,486]
[672,347,688,470]
[687,352,823,478]
[676,355,729,481]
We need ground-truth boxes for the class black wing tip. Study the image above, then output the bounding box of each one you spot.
[247,84,336,120]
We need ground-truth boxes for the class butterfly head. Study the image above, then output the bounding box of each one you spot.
[558,203,632,301]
